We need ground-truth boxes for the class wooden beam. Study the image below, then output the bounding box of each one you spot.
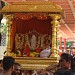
[68,0,75,18]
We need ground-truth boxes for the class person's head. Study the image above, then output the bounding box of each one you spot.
[12,63,21,75]
[59,53,73,70]
[13,63,20,70]
[2,56,15,71]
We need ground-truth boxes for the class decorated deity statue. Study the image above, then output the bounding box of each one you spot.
[15,34,24,50]
[30,34,37,50]
[22,34,31,57]
[23,41,30,57]
[15,34,22,50]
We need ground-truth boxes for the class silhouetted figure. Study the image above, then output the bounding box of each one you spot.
[53,53,74,75]
[11,63,22,75]
[0,56,15,75]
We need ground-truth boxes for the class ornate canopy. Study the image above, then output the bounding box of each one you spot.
[0,1,64,70]
[0,1,63,14]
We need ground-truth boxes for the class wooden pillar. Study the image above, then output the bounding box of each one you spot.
[50,14,61,57]
[4,14,13,56]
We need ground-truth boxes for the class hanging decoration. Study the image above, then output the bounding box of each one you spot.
[14,13,49,20]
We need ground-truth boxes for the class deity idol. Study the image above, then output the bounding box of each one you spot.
[30,34,37,50]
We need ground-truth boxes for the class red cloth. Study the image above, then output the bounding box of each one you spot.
[23,44,30,56]
[35,47,43,53]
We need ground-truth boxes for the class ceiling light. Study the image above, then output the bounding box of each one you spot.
[45,0,48,1]
[22,0,26,1]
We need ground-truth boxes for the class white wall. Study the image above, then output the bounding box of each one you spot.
[0,46,6,60]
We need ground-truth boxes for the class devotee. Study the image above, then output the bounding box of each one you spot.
[46,64,60,75]
[11,63,22,75]
[71,57,75,75]
[22,70,32,75]
[0,56,15,75]
[53,53,74,75]
[32,69,45,75]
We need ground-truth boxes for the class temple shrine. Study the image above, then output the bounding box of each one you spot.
[0,1,64,70]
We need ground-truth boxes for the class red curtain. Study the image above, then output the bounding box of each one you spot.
[11,17,52,51]
[14,17,52,34]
